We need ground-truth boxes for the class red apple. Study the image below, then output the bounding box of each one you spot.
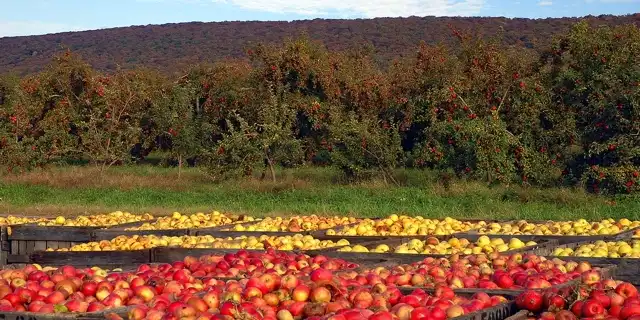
[446,305,465,318]
[310,287,331,303]
[617,283,639,299]
[128,306,148,320]
[292,285,310,302]
[516,290,543,313]
[581,299,605,317]
[44,291,65,305]
[134,285,155,302]
[65,299,89,312]
[87,302,106,312]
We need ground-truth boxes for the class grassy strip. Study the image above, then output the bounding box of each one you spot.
[0,166,637,220]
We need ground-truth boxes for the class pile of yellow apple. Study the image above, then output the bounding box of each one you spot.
[49,234,350,252]
[0,215,48,225]
[477,218,640,236]
[337,236,535,254]
[327,215,485,236]
[225,215,359,232]
[126,211,254,230]
[36,211,155,227]
[49,235,220,251]
[553,240,640,258]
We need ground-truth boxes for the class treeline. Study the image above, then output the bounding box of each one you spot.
[1,15,639,75]
[0,21,638,194]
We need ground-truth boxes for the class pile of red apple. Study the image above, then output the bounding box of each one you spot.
[0,252,513,320]
[335,253,602,290]
[118,249,357,280]
[516,279,640,320]
[0,250,621,320]
[123,268,510,320]
[0,251,355,315]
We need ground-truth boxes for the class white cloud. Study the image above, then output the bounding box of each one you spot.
[0,21,85,37]
[538,0,553,5]
[585,0,639,2]
[213,0,486,17]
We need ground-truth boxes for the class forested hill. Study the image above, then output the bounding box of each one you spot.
[1,14,639,75]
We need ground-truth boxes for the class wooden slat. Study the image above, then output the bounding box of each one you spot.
[58,242,72,250]
[10,241,18,255]
[26,241,36,255]
[8,225,94,242]
[29,250,152,266]
[33,241,47,252]
[6,255,29,264]
[18,241,26,255]
[46,241,58,250]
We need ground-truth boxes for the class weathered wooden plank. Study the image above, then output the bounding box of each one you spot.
[10,241,18,255]
[8,225,94,242]
[18,241,26,255]
[29,250,152,266]
[32,241,47,252]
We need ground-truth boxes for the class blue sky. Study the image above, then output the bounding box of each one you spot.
[1,0,638,37]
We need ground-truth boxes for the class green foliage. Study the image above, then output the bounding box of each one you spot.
[201,114,263,180]
[547,21,640,193]
[327,106,403,182]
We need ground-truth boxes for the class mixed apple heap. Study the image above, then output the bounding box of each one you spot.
[336,236,536,254]
[334,253,604,290]
[0,216,48,225]
[125,211,255,230]
[325,216,485,236]
[552,240,640,258]
[0,211,155,227]
[47,235,351,252]
[476,219,640,236]
[38,211,155,227]
[0,250,610,320]
[224,216,360,232]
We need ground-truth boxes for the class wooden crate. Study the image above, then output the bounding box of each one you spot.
[6,225,96,263]
[0,226,8,266]
[391,287,519,320]
[530,240,640,285]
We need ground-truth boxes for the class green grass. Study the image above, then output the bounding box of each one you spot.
[0,165,637,220]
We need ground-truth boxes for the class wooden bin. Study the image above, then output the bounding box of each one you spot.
[4,219,156,264]
[0,226,9,266]
[395,287,519,320]
[6,225,96,264]
[529,240,640,285]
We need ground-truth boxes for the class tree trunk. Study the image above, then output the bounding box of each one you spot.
[267,157,276,182]
[178,155,183,179]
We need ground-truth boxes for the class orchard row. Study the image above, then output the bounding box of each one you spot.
[0,21,638,193]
